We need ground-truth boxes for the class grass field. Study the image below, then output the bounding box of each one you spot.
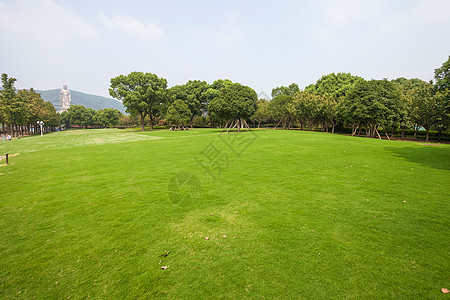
[0,128,449,299]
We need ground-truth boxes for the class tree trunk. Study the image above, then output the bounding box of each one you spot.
[140,113,145,131]
[352,123,359,136]
[150,116,154,130]
[426,129,429,142]
[258,121,261,129]
[401,127,405,140]
[374,127,382,139]
[273,120,282,130]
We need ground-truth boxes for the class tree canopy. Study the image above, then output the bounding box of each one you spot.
[168,80,209,127]
[109,72,168,130]
[166,100,191,129]
[271,83,300,98]
[208,82,258,131]
[305,72,364,99]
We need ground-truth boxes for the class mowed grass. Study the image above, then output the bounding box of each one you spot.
[0,128,449,299]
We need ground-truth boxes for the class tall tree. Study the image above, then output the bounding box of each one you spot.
[42,101,59,128]
[109,72,168,130]
[433,56,450,142]
[391,78,427,139]
[1,73,17,136]
[208,83,258,132]
[269,95,294,129]
[306,73,364,99]
[339,80,403,138]
[66,105,89,128]
[166,100,191,130]
[252,99,270,128]
[169,80,209,127]
[95,108,122,127]
[434,56,450,91]
[415,83,437,142]
[271,83,300,98]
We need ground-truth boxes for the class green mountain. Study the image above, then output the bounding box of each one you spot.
[37,89,127,114]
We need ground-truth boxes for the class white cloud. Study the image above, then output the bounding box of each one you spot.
[98,13,162,40]
[0,0,97,42]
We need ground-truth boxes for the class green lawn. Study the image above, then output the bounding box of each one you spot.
[0,128,449,299]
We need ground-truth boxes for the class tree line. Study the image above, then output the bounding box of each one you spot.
[0,74,59,137]
[0,74,125,136]
[109,56,449,141]
[2,56,448,141]
[60,106,123,129]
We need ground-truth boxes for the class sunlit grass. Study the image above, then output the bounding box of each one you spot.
[0,128,449,298]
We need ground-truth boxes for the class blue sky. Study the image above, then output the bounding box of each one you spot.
[1,0,449,98]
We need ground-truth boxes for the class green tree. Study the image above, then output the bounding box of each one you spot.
[391,78,428,139]
[208,82,258,132]
[17,88,45,135]
[95,108,122,127]
[66,105,88,128]
[434,56,450,91]
[269,95,294,129]
[1,73,18,136]
[306,73,363,133]
[166,100,191,130]
[42,101,59,128]
[109,72,168,130]
[252,99,270,128]
[415,83,436,141]
[271,83,300,98]
[306,73,364,99]
[433,56,450,142]
[339,80,403,138]
[169,80,209,127]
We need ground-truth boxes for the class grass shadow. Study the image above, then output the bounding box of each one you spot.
[386,145,450,170]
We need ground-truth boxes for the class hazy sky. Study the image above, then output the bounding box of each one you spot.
[1,0,449,98]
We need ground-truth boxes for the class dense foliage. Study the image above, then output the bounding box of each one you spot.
[109,72,168,130]
[0,74,59,136]
[3,56,449,140]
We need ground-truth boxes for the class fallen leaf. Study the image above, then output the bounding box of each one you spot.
[223,235,227,238]
[442,288,449,294]
[161,266,168,270]
[204,237,209,240]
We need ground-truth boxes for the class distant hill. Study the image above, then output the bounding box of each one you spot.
[37,89,127,114]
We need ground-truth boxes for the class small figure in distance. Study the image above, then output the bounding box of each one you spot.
[1,134,5,142]
[7,134,12,141]
[170,126,175,131]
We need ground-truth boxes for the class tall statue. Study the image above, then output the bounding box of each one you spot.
[59,85,71,112]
